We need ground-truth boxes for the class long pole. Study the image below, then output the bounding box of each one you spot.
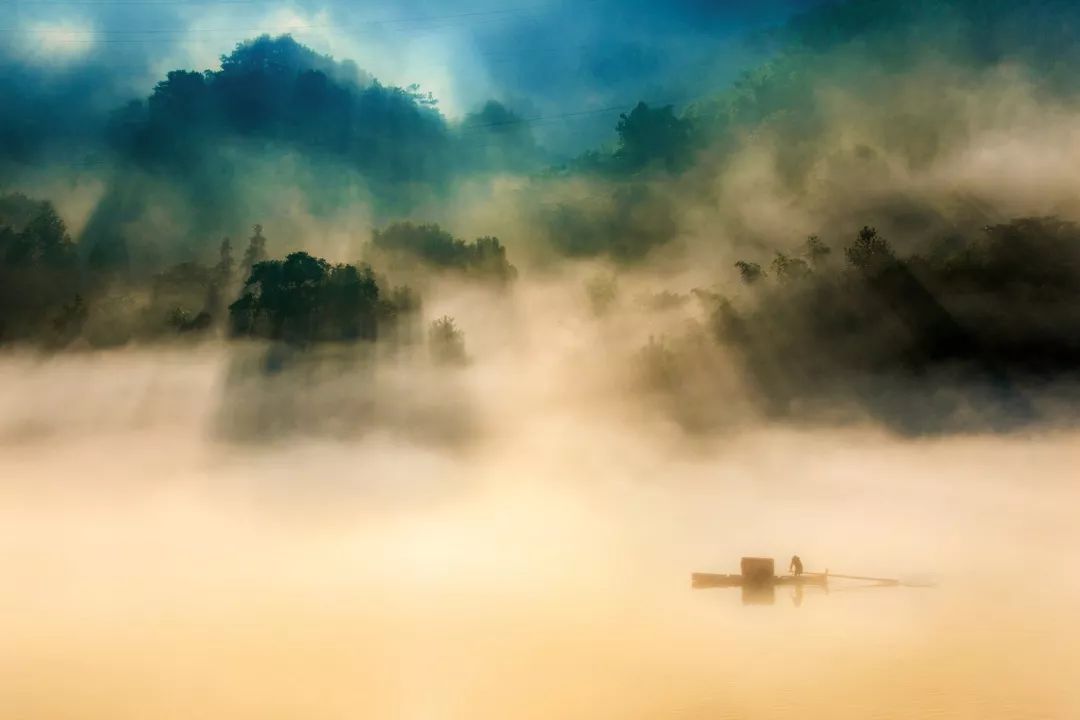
[804,572,899,585]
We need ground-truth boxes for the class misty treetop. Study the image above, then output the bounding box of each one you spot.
[708,218,1080,432]
[229,251,397,345]
[5,3,1080,373]
[0,195,81,344]
[0,198,435,350]
[371,222,517,283]
[16,0,1078,273]
[539,183,678,261]
[569,102,696,176]
[459,101,545,172]
[532,104,698,262]
[668,0,1080,196]
[64,34,552,262]
[111,35,446,179]
[614,102,695,173]
[534,0,1080,263]
[428,315,468,366]
[0,194,76,268]
[784,0,1080,78]
[105,34,554,190]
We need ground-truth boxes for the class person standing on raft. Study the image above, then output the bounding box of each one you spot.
[789,555,803,577]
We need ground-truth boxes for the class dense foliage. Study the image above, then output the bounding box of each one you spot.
[371,222,517,282]
[109,36,449,186]
[229,252,388,344]
[6,0,1080,434]
[0,196,436,349]
[709,218,1080,431]
[0,195,81,345]
[63,35,545,264]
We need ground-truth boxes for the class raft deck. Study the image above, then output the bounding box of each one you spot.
[691,572,829,589]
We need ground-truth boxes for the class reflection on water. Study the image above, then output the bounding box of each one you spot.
[743,584,776,605]
[1,350,1079,719]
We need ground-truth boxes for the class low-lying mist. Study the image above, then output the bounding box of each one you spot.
[2,270,1079,719]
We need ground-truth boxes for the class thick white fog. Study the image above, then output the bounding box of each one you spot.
[2,274,1078,719]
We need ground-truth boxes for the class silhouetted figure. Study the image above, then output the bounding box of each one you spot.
[789,555,803,577]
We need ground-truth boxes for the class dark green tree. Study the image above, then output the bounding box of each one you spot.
[372,222,516,281]
[0,196,81,343]
[614,102,694,173]
[229,251,385,344]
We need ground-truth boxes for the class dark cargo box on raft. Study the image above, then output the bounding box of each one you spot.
[740,557,775,584]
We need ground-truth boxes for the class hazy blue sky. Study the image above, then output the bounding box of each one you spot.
[0,0,829,151]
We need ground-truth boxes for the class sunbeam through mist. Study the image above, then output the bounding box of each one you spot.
[3,1,1080,718]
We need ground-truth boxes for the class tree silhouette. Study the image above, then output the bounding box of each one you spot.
[614,102,694,172]
[429,315,466,365]
[229,251,389,344]
[0,195,81,343]
[771,252,811,283]
[734,260,765,284]
[844,226,894,270]
[240,224,268,277]
[372,222,516,281]
[205,236,235,317]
